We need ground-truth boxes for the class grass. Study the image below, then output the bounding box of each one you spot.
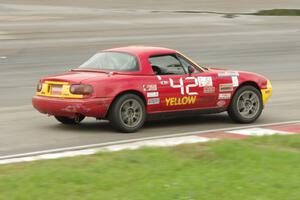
[1,135,300,200]
[253,9,300,16]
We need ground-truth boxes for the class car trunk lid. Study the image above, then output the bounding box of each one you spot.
[38,71,106,98]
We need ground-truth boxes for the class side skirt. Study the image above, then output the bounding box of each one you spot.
[147,107,226,121]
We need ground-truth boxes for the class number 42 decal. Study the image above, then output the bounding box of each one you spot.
[169,77,213,95]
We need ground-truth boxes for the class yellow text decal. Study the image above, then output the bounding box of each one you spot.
[165,96,197,106]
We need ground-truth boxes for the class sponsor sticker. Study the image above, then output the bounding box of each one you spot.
[218,71,239,77]
[203,86,215,94]
[265,90,271,94]
[219,83,233,92]
[143,84,157,91]
[160,80,169,85]
[232,76,239,87]
[198,76,213,87]
[148,98,160,105]
[218,93,231,100]
[217,100,226,107]
[147,92,159,98]
[157,75,162,80]
[166,96,197,106]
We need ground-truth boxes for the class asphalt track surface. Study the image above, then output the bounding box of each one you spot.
[0,1,300,157]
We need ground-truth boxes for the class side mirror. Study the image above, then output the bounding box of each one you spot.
[187,66,195,74]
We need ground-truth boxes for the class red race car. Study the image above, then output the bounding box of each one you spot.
[32,46,272,132]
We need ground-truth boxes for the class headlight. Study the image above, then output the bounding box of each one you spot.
[267,80,272,89]
[70,84,93,95]
[36,81,42,92]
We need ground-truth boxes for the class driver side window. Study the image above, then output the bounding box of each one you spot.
[178,55,201,74]
[149,54,186,75]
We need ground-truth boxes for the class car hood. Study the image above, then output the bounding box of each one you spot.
[208,67,228,72]
[209,67,262,76]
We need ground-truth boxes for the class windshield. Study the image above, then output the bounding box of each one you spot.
[79,52,139,72]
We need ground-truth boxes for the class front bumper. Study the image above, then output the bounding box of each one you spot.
[32,96,113,118]
[261,80,273,105]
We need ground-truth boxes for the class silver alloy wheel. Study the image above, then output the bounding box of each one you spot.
[237,90,260,119]
[119,99,143,128]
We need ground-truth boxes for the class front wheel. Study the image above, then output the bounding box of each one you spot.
[54,115,85,125]
[228,85,263,123]
[109,94,146,133]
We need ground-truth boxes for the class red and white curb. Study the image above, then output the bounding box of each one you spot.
[0,121,300,165]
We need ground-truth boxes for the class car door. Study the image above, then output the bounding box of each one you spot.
[177,54,219,109]
[149,54,209,112]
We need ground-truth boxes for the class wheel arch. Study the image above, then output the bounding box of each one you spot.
[228,81,261,109]
[227,80,264,123]
[236,81,261,92]
[105,90,147,118]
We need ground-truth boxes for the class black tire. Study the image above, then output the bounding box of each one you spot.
[228,85,263,123]
[54,115,85,125]
[109,94,146,133]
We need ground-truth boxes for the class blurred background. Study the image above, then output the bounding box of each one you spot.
[0,0,299,156]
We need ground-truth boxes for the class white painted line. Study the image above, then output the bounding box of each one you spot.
[1,30,298,47]
[0,120,300,161]
[0,56,7,59]
[227,128,292,136]
[0,136,212,165]
[0,149,97,165]
[104,136,213,151]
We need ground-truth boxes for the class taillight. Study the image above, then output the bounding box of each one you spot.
[70,84,93,95]
[36,81,42,92]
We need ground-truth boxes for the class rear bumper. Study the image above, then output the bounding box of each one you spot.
[32,96,113,118]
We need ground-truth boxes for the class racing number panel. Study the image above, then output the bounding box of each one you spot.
[149,54,218,112]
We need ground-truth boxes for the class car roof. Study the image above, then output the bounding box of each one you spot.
[105,46,177,57]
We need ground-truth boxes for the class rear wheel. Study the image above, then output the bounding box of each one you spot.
[228,85,263,123]
[109,94,146,133]
[54,115,85,125]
